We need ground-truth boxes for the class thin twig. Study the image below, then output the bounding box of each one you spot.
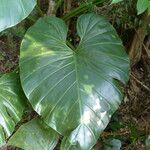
[130,73,150,91]
[64,0,72,14]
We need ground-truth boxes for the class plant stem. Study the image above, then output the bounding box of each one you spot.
[55,0,63,12]
[36,0,44,17]
[66,40,76,51]
[27,16,37,22]
[129,12,150,65]
[64,0,72,14]
[62,0,107,21]
[62,3,91,21]
[47,0,56,16]
[130,73,150,91]
[36,5,44,16]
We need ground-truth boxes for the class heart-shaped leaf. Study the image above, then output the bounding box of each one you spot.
[0,0,36,32]
[8,118,59,150]
[20,13,129,149]
[0,72,25,146]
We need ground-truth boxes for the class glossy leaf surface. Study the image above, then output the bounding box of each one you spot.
[146,135,150,150]
[104,139,121,150]
[0,0,36,32]
[111,0,123,4]
[0,72,25,146]
[137,0,150,14]
[20,13,129,150]
[8,118,59,150]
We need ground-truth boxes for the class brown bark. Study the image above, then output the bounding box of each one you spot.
[47,0,56,16]
[129,28,146,66]
[64,0,72,14]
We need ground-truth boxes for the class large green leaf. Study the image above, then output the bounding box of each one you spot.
[137,0,150,15]
[0,0,36,32]
[0,72,25,146]
[111,0,123,4]
[8,118,59,150]
[20,13,129,150]
[146,135,150,150]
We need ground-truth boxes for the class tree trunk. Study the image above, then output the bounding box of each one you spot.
[47,0,56,16]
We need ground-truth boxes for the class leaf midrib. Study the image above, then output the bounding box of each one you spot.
[73,52,83,122]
